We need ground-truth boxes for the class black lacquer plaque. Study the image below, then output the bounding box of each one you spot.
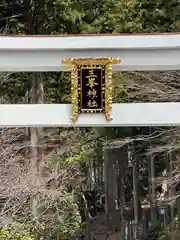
[62,57,120,121]
[78,65,105,113]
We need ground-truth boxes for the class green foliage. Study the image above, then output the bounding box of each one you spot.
[35,193,81,239]
[138,0,180,32]
[81,0,142,33]
[65,140,96,164]
[4,193,81,240]
[144,225,171,240]
[145,226,162,239]
[0,228,34,240]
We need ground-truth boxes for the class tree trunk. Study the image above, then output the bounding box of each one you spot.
[132,156,140,224]
[25,0,45,231]
[104,144,128,231]
[149,128,157,225]
[30,73,44,175]
[168,151,175,231]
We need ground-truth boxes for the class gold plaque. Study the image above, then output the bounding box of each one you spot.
[62,58,120,121]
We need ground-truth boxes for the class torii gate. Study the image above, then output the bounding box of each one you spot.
[1,33,180,127]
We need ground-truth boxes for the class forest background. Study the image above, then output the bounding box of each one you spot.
[0,0,180,239]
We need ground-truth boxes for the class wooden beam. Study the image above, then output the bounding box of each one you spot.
[1,103,180,127]
[0,34,180,71]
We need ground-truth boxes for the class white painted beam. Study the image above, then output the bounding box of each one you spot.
[1,103,180,127]
[0,34,180,71]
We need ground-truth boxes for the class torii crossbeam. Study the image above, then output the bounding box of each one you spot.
[1,33,180,127]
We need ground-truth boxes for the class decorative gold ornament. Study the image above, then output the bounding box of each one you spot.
[62,58,120,121]
[70,66,78,121]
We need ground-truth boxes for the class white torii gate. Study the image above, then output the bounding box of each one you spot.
[1,33,180,127]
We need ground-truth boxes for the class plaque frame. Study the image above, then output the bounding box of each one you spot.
[62,58,120,121]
